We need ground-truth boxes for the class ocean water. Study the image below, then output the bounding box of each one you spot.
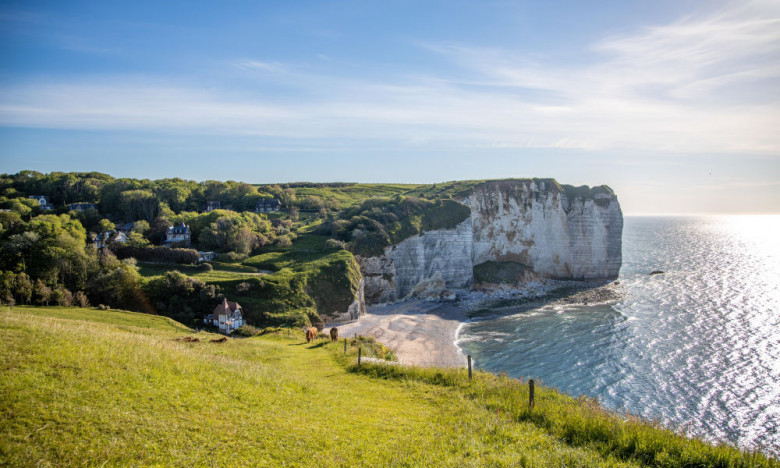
[458,215,780,454]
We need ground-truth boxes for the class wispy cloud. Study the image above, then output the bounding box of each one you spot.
[1,1,778,155]
[233,60,289,74]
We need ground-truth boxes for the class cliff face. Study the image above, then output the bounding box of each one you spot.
[359,218,473,303]
[359,179,623,303]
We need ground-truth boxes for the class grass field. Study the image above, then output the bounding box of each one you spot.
[287,183,420,209]
[1,306,775,467]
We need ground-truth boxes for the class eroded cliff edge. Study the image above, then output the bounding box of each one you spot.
[357,179,623,303]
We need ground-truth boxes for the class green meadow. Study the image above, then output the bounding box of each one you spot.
[1,306,775,467]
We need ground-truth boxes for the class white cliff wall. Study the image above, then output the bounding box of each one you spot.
[359,180,623,303]
[358,217,473,303]
[466,180,623,280]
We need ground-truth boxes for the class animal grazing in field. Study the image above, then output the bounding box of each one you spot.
[306,327,318,343]
[175,336,200,342]
[330,327,339,342]
[210,336,228,343]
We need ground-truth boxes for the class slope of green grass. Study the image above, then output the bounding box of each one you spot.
[134,226,361,328]
[9,305,192,334]
[1,306,774,467]
[289,183,420,209]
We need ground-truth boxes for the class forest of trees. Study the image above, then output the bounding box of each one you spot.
[0,171,305,325]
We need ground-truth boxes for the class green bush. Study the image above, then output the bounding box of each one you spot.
[231,324,260,337]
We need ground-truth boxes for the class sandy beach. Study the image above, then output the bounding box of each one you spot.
[336,300,469,368]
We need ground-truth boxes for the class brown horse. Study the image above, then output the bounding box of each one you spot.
[330,327,339,342]
[306,327,318,343]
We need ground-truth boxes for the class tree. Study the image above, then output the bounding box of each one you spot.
[143,270,219,326]
[120,190,159,221]
[97,218,115,233]
[87,253,146,311]
[125,232,150,248]
[74,290,89,308]
[132,220,150,234]
[14,272,33,305]
[0,271,16,304]
[52,286,73,306]
[34,279,52,306]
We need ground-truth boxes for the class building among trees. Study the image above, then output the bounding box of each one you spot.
[255,198,281,213]
[164,222,191,247]
[204,298,243,334]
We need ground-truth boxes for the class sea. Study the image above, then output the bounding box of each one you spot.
[457,215,780,455]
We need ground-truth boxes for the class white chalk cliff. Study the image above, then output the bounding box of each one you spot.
[358,179,623,303]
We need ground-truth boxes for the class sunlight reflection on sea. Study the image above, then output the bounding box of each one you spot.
[459,215,780,455]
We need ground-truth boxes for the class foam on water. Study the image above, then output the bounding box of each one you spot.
[457,215,780,455]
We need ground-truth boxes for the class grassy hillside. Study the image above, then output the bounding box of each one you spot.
[135,224,362,328]
[1,306,774,467]
[279,183,420,209]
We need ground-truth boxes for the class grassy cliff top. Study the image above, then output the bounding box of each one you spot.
[267,179,616,210]
[1,306,773,467]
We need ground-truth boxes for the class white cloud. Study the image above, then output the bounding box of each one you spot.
[233,60,289,73]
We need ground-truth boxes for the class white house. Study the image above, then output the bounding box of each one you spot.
[204,298,243,334]
[198,251,218,262]
[28,195,53,210]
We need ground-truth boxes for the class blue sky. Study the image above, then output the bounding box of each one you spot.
[1,0,778,213]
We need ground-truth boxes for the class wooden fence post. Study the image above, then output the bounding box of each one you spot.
[358,347,362,367]
[467,355,472,381]
[343,338,347,354]
[529,379,535,410]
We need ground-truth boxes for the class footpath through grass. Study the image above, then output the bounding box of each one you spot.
[0,306,775,467]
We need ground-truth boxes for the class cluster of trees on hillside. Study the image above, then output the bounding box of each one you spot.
[0,171,333,327]
[0,211,141,309]
[316,196,470,256]
[0,209,224,325]
[1,171,294,216]
[0,171,300,253]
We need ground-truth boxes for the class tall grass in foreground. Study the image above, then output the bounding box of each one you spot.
[1,306,776,467]
[343,357,776,468]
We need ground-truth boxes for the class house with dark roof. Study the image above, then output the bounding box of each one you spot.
[115,222,135,234]
[94,231,127,249]
[164,222,191,247]
[68,202,99,212]
[204,298,243,334]
[255,198,281,213]
[28,195,53,211]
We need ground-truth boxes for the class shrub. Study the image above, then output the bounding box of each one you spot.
[74,291,90,308]
[53,286,73,306]
[200,263,214,272]
[111,245,200,264]
[236,282,252,295]
[222,251,247,262]
[325,238,347,250]
[231,324,260,337]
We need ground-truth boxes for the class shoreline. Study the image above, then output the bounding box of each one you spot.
[334,281,623,368]
[336,299,469,368]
